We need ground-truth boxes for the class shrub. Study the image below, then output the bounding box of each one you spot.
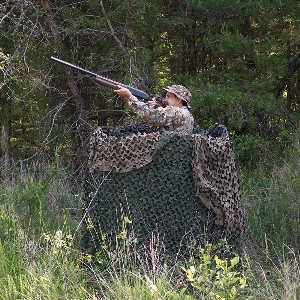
[182,243,247,299]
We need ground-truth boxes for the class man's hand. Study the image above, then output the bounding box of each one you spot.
[147,100,158,107]
[114,86,132,98]
[148,98,167,108]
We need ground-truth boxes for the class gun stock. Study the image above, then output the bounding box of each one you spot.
[50,56,151,101]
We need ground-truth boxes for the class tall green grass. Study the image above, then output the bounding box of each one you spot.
[0,141,299,299]
[242,143,300,254]
[0,160,96,299]
[240,140,300,299]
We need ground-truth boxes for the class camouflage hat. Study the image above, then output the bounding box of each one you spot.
[162,85,192,109]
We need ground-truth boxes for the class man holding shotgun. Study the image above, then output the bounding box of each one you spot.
[114,85,194,134]
[50,56,194,134]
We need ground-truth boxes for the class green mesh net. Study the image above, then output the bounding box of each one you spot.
[82,124,244,257]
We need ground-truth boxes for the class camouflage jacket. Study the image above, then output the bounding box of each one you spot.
[128,95,194,134]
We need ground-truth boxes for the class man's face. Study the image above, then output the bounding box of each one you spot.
[163,92,181,107]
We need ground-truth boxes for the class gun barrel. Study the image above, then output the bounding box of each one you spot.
[51,56,150,100]
[51,56,98,78]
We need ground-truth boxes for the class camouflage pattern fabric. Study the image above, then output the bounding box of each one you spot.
[88,127,160,173]
[128,95,194,134]
[192,133,243,238]
[83,124,244,256]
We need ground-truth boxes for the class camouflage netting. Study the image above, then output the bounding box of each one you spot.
[82,123,244,257]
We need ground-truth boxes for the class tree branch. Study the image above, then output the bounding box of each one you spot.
[99,0,126,52]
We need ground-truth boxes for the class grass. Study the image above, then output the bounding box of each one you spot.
[0,142,299,299]
[0,159,97,299]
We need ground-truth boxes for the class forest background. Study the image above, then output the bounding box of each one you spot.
[0,0,300,299]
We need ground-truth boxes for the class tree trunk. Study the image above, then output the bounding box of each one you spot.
[41,0,89,180]
[186,19,198,77]
[0,91,11,180]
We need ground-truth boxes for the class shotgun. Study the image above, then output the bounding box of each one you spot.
[51,56,152,101]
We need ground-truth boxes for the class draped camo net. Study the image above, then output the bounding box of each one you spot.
[82,123,244,256]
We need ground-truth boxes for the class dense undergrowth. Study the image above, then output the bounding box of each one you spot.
[0,139,299,299]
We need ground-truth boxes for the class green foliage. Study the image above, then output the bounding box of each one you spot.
[204,31,254,57]
[189,81,292,167]
[182,243,247,299]
[231,134,271,167]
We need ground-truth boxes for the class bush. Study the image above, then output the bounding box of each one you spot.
[182,242,247,299]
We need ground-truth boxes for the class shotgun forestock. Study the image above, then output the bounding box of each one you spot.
[94,75,120,90]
